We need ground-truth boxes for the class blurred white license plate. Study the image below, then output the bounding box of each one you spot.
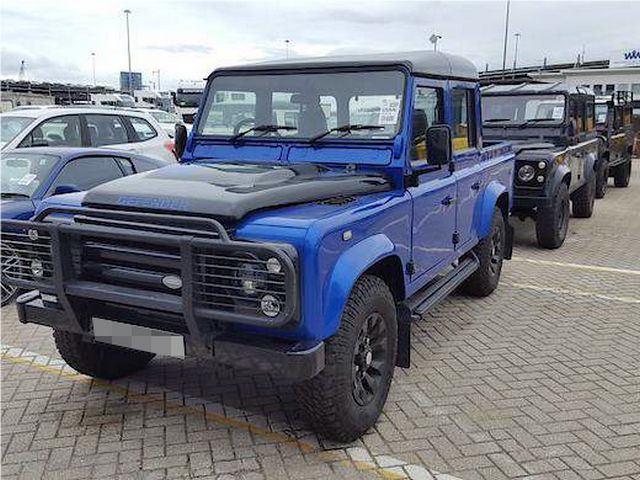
[92,317,185,357]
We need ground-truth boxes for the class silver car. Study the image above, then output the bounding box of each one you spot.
[1,107,177,163]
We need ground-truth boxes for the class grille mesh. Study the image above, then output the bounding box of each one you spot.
[1,229,54,285]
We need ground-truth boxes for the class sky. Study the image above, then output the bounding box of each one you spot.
[1,0,638,91]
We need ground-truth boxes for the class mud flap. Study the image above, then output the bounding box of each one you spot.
[396,304,411,368]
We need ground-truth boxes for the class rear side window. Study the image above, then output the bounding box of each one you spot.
[85,115,129,146]
[114,157,136,175]
[48,156,124,194]
[19,115,82,148]
[128,117,158,142]
[452,89,477,151]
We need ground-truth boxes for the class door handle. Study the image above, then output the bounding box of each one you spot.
[471,182,481,191]
[441,195,456,206]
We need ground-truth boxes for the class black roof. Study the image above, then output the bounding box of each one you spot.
[211,51,478,81]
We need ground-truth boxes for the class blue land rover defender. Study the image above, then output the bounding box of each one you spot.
[482,83,599,249]
[3,52,514,441]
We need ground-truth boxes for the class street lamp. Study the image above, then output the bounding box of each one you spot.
[501,0,511,77]
[152,69,160,91]
[429,34,442,52]
[285,39,290,59]
[124,9,133,95]
[91,52,96,87]
[512,33,521,74]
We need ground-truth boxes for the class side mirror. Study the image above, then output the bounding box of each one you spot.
[174,124,188,160]
[52,184,80,196]
[425,125,452,166]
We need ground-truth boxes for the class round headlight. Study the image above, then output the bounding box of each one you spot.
[538,161,547,169]
[266,257,282,274]
[30,259,44,278]
[260,294,281,318]
[517,164,536,182]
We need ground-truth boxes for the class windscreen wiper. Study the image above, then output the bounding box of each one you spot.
[484,118,512,123]
[0,192,30,199]
[309,124,385,144]
[518,118,556,128]
[229,124,296,142]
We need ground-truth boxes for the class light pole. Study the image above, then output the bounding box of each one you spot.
[512,33,521,74]
[285,39,290,59]
[91,52,96,87]
[152,69,160,91]
[429,34,442,52]
[501,0,511,77]
[124,9,133,95]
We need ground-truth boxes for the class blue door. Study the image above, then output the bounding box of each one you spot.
[407,84,457,280]
[450,85,483,249]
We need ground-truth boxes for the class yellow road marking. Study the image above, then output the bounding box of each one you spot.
[0,352,410,479]
[508,282,640,304]
[512,258,640,276]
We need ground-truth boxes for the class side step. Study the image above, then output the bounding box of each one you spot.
[406,255,480,320]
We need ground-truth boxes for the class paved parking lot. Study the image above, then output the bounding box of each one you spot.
[2,160,639,480]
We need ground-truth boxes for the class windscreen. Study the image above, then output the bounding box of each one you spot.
[482,94,566,125]
[1,153,59,198]
[197,70,406,140]
[1,116,34,146]
[175,89,203,108]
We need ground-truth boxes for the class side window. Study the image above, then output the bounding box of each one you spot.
[49,156,124,194]
[128,117,158,142]
[19,115,82,148]
[114,157,136,175]
[452,89,477,151]
[85,115,129,146]
[411,86,443,163]
[585,99,595,132]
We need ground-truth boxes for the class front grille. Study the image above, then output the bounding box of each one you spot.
[1,228,54,285]
[2,211,298,328]
[193,249,288,321]
[78,236,182,295]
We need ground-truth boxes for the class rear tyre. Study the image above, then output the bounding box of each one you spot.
[614,161,631,188]
[460,208,506,297]
[53,330,155,380]
[595,160,608,199]
[572,174,596,218]
[295,275,397,442]
[536,183,569,249]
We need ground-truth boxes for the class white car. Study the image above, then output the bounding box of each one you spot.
[131,108,190,138]
[1,107,177,163]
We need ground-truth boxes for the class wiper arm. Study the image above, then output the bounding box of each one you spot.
[229,124,296,142]
[309,124,385,144]
[518,118,557,128]
[484,118,512,123]
[0,192,30,199]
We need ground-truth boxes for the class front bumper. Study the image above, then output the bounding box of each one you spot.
[513,193,554,209]
[16,290,324,381]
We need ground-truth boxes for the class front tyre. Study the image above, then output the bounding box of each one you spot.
[613,161,631,188]
[536,183,570,249]
[460,208,506,297]
[53,330,155,380]
[295,275,397,442]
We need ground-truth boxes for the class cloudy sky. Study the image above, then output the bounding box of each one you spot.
[1,0,638,90]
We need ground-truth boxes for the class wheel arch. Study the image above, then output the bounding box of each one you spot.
[322,234,405,339]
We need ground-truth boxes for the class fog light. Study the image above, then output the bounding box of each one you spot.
[30,259,43,278]
[537,175,545,183]
[260,294,281,317]
[538,161,547,169]
[266,257,282,273]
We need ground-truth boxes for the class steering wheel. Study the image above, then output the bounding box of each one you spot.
[233,118,255,135]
